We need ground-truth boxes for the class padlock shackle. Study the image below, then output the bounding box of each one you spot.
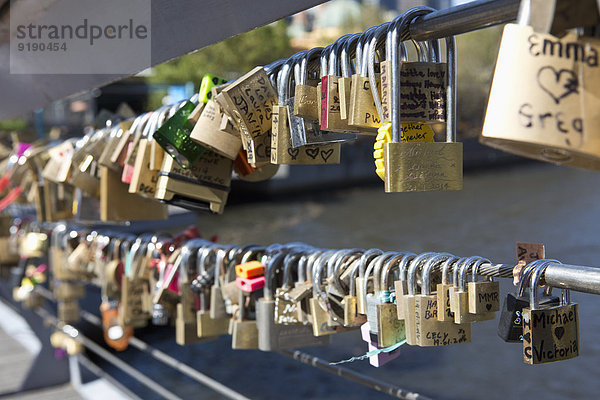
[312,250,335,299]
[390,7,435,143]
[422,253,454,295]
[263,251,286,300]
[381,252,412,290]
[516,0,556,33]
[329,34,352,77]
[341,33,361,78]
[358,248,383,278]
[529,259,563,310]
[277,52,306,106]
[320,44,333,78]
[305,250,323,285]
[407,251,437,295]
[367,21,392,122]
[399,252,417,281]
[518,259,560,296]
[441,255,460,285]
[332,248,363,296]
[372,251,399,295]
[356,24,381,77]
[281,252,302,291]
[471,256,491,281]
[458,256,485,292]
[299,47,324,85]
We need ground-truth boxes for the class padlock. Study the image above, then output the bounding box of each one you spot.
[294,47,322,126]
[120,114,152,183]
[360,321,402,367]
[414,253,471,347]
[522,260,579,364]
[194,246,230,338]
[338,33,361,121]
[393,252,425,320]
[498,259,561,343]
[356,248,383,315]
[219,66,278,166]
[347,24,385,133]
[384,9,462,192]
[309,251,343,336]
[257,253,330,351]
[320,35,361,135]
[341,256,367,327]
[20,231,48,258]
[58,300,80,323]
[271,55,342,165]
[376,252,409,347]
[436,256,461,322]
[451,256,495,323]
[100,300,132,351]
[153,96,206,169]
[403,252,439,345]
[325,248,363,328]
[363,251,397,343]
[481,1,600,170]
[468,257,500,314]
[231,290,260,350]
[154,143,233,214]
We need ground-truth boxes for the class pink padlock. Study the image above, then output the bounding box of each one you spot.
[236,276,265,292]
[360,322,401,367]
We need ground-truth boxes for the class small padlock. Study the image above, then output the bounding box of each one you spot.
[436,256,461,322]
[522,260,579,364]
[468,257,501,314]
[376,252,410,347]
[356,249,383,315]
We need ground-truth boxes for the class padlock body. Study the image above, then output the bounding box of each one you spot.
[498,292,560,343]
[376,302,406,347]
[522,304,579,364]
[481,24,600,170]
[384,142,462,193]
[468,281,501,314]
[415,294,471,346]
[436,283,454,322]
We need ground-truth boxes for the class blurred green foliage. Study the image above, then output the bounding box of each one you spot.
[147,21,293,85]
[0,117,27,132]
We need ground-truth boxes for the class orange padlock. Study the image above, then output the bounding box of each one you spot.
[100,301,133,351]
[236,261,265,279]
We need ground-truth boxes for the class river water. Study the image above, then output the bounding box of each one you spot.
[106,162,600,400]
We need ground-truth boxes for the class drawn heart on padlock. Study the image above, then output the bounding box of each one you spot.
[287,148,299,160]
[485,303,492,311]
[305,148,319,159]
[320,149,334,162]
[554,326,565,340]
[536,66,579,104]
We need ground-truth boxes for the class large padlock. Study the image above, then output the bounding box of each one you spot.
[384,9,462,192]
[522,260,579,364]
[498,259,560,343]
[481,1,600,169]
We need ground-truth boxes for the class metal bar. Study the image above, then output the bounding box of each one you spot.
[409,0,520,41]
[279,350,433,400]
[76,353,143,400]
[78,311,251,400]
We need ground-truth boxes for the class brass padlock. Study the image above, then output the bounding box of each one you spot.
[522,261,579,364]
[436,256,461,322]
[481,2,600,170]
[376,253,409,347]
[468,258,500,315]
[219,66,278,166]
[414,254,471,347]
[347,25,383,133]
[384,11,462,193]
[339,33,361,121]
[271,55,342,165]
